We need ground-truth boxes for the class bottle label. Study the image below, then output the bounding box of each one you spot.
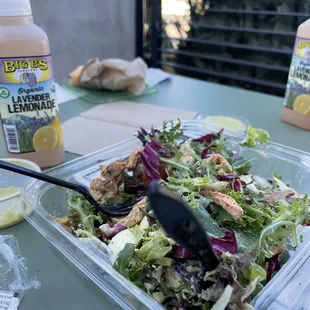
[284,37,310,115]
[0,291,20,310]
[0,55,63,154]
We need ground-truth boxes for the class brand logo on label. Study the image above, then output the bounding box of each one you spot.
[3,59,48,73]
[20,73,37,88]
[298,40,310,49]
[0,87,10,99]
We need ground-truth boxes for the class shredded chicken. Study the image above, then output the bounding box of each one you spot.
[264,189,295,203]
[89,160,124,202]
[204,154,232,175]
[203,181,230,192]
[54,216,73,233]
[123,148,142,171]
[112,197,147,228]
[201,189,243,219]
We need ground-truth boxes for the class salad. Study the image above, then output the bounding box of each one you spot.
[55,121,310,310]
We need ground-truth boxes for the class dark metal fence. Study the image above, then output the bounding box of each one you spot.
[138,0,310,96]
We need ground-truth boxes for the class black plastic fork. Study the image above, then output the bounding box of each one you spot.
[148,182,220,271]
[0,160,133,218]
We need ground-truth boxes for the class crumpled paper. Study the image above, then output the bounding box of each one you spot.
[70,57,147,94]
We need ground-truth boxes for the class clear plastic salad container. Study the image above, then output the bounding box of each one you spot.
[20,120,310,310]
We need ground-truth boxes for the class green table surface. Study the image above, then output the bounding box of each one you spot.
[0,75,308,310]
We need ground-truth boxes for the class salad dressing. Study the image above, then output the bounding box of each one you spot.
[0,0,64,168]
[203,115,247,133]
[0,158,41,229]
[282,18,310,130]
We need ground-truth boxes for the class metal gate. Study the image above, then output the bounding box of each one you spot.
[136,0,310,96]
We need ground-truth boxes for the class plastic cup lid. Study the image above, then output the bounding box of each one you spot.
[0,0,32,17]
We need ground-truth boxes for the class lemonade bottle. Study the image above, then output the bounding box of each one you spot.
[282,18,310,130]
[0,0,64,167]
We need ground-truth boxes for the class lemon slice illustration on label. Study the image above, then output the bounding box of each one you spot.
[50,117,63,147]
[293,94,310,115]
[33,125,58,151]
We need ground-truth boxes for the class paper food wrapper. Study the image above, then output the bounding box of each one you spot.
[69,57,147,94]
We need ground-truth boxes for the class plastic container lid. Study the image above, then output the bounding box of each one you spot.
[0,0,32,17]
[0,158,40,229]
[202,115,250,134]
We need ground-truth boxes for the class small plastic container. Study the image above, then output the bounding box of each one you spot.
[20,120,310,309]
[0,158,40,229]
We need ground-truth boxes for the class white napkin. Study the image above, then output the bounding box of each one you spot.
[62,117,138,155]
[81,101,198,130]
[56,83,78,105]
[145,68,172,87]
[63,101,198,155]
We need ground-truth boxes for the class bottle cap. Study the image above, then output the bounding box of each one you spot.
[0,0,32,17]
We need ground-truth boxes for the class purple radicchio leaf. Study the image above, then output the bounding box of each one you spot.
[99,223,127,238]
[139,139,170,183]
[193,128,224,144]
[173,245,194,259]
[216,174,244,192]
[148,139,171,158]
[232,179,243,192]
[266,253,281,282]
[209,231,238,256]
[217,174,239,181]
[201,145,215,159]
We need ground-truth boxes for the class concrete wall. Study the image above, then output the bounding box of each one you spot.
[31,0,136,80]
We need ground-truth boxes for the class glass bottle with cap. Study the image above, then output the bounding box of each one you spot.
[283,18,310,130]
[0,0,64,168]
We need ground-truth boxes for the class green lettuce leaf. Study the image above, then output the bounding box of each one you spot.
[234,229,260,254]
[157,119,183,155]
[249,263,266,282]
[240,126,269,148]
[232,157,254,175]
[162,267,187,292]
[195,204,225,238]
[68,195,103,235]
[257,196,310,262]
[129,217,150,239]
[168,175,212,191]
[165,186,225,238]
[258,221,295,262]
[113,243,136,277]
[136,230,175,262]
[275,195,310,225]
